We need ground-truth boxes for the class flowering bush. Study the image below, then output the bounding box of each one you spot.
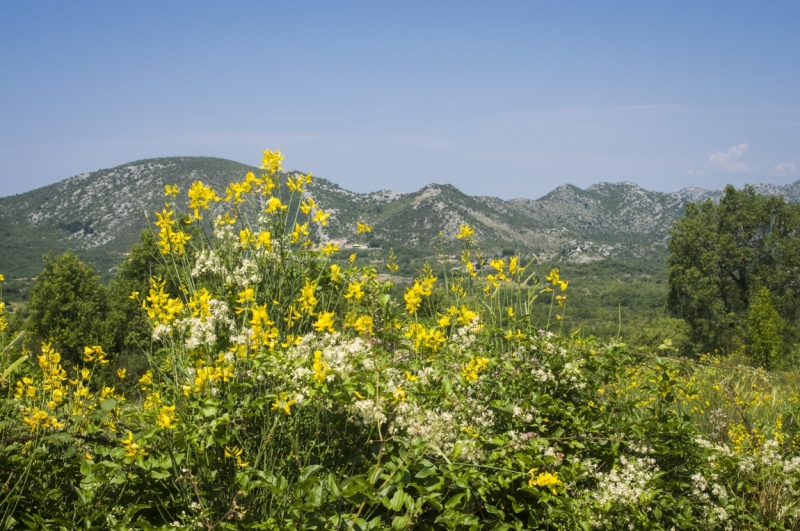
[2,150,800,530]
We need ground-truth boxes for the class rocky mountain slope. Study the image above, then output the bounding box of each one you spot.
[2,156,799,278]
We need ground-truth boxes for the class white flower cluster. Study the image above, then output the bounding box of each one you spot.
[191,249,225,278]
[593,455,658,507]
[177,299,233,349]
[451,322,479,350]
[512,405,536,424]
[352,399,386,425]
[506,430,537,451]
[561,360,586,390]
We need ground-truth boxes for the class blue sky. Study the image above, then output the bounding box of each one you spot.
[0,1,798,199]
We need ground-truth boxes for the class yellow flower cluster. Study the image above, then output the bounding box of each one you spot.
[528,469,561,494]
[121,431,146,458]
[0,275,6,330]
[312,350,330,384]
[82,345,109,364]
[156,405,178,430]
[462,357,490,381]
[546,268,569,292]
[182,355,235,396]
[153,207,191,255]
[272,391,297,415]
[456,224,475,240]
[22,406,64,431]
[404,268,437,315]
[313,311,336,334]
[225,445,249,468]
[249,304,279,348]
[187,180,221,221]
[437,305,479,328]
[405,323,447,353]
[143,278,184,325]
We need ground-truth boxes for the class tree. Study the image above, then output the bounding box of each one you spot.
[667,185,800,357]
[747,287,783,369]
[26,251,112,367]
[105,230,163,386]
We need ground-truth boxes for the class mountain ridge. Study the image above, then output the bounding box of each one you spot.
[2,156,800,279]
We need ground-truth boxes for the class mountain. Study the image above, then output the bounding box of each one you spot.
[2,156,800,279]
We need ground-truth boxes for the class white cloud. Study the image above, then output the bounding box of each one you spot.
[709,143,750,172]
[771,162,797,176]
[687,169,705,176]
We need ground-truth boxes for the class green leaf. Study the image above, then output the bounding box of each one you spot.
[392,516,409,530]
[100,398,117,411]
[415,467,437,479]
[299,464,324,483]
[444,492,465,509]
[388,488,406,511]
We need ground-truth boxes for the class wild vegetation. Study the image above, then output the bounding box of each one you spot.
[2,151,800,529]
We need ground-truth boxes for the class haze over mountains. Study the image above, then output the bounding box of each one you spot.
[2,156,799,279]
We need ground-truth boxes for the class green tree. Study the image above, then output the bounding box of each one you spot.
[746,287,783,369]
[667,185,800,357]
[26,251,112,367]
[105,230,162,387]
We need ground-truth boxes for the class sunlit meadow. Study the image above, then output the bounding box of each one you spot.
[2,151,800,530]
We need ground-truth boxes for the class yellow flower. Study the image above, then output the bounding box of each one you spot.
[224,446,249,468]
[121,431,146,458]
[187,181,221,220]
[508,256,521,275]
[505,329,525,341]
[256,231,272,251]
[139,370,153,388]
[129,291,139,300]
[156,405,178,429]
[286,175,304,193]
[405,371,418,382]
[344,281,365,303]
[490,258,505,273]
[312,350,330,384]
[330,264,342,283]
[312,209,331,226]
[313,311,336,334]
[392,386,406,404]
[322,242,339,255]
[0,273,4,282]
[456,224,475,240]
[462,357,490,381]
[164,184,179,197]
[506,307,515,317]
[528,470,562,494]
[296,279,318,314]
[300,197,317,214]
[265,196,287,213]
[260,149,284,172]
[356,221,372,234]
[290,222,310,244]
[117,368,127,379]
[349,253,356,263]
[271,391,297,415]
[352,315,374,336]
[386,248,399,272]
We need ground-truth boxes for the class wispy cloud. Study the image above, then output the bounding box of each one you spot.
[709,143,750,172]
[771,162,797,176]
[687,169,705,176]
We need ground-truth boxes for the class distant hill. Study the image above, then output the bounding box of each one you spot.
[2,156,800,279]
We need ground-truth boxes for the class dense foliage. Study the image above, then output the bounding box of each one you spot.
[2,152,800,530]
[667,185,800,364]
